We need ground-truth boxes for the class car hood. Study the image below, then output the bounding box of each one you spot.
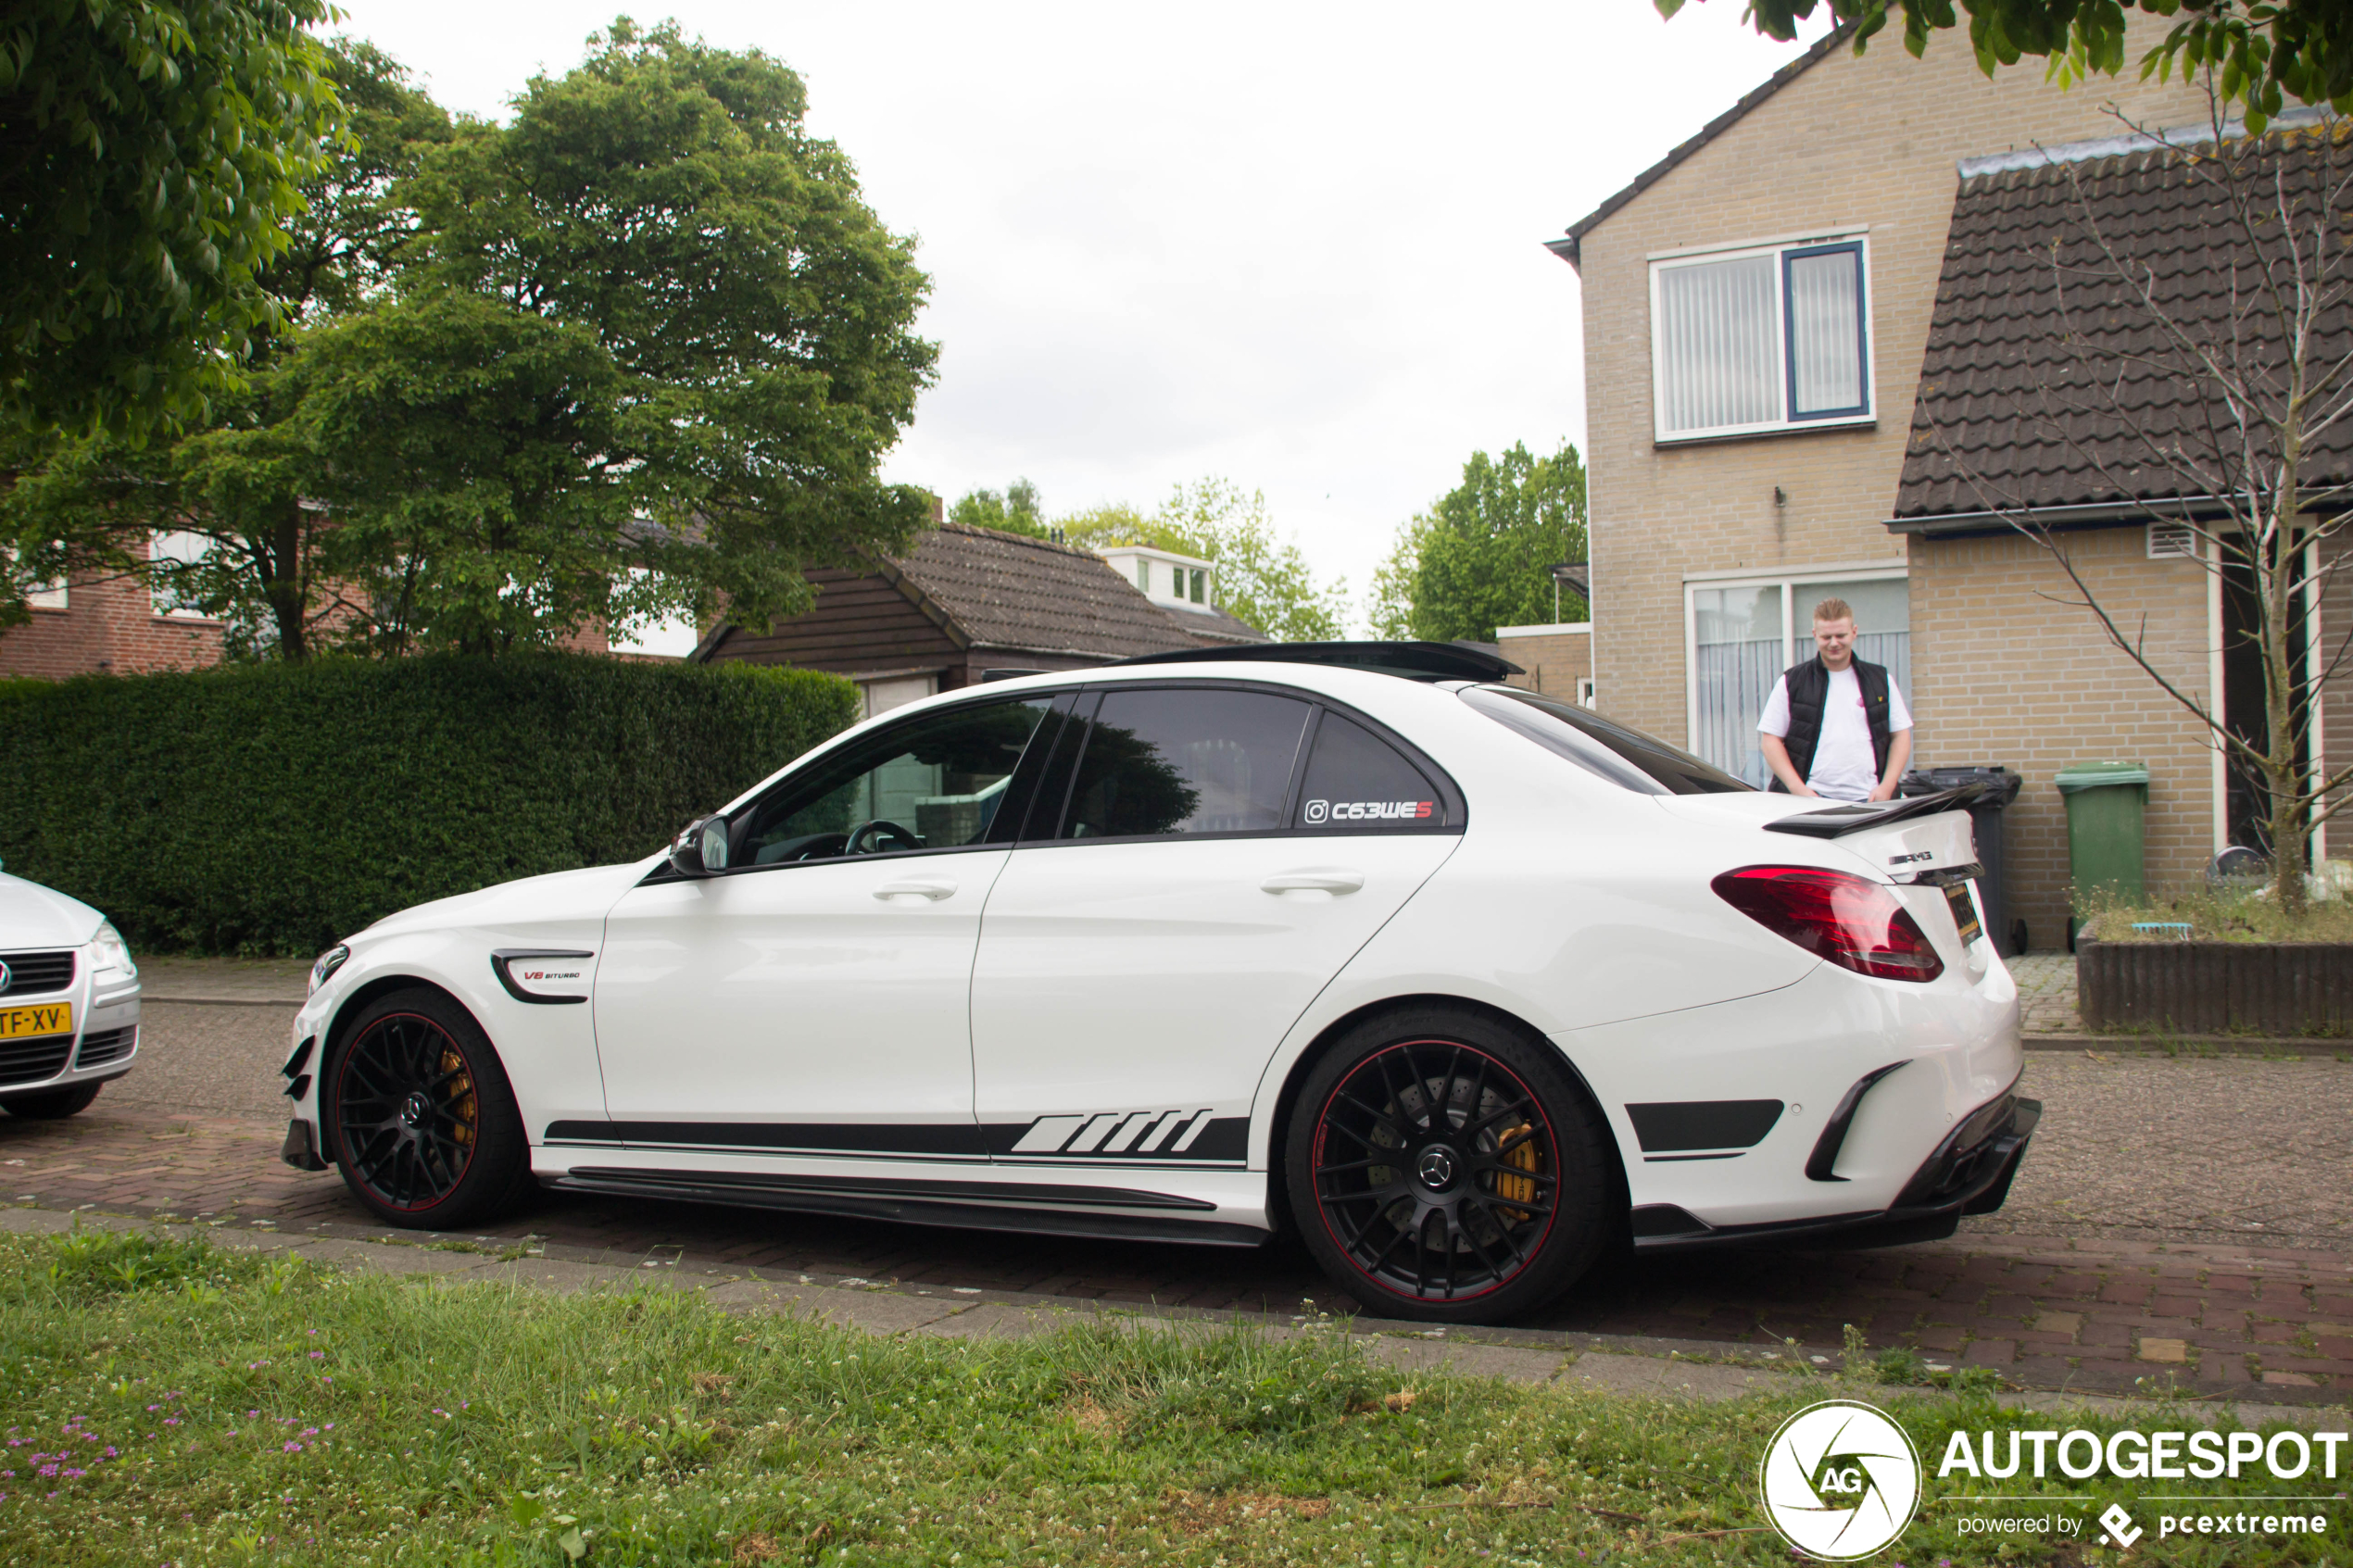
[0,871,105,951]
[359,858,661,942]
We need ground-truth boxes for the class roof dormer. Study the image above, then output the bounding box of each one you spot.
[1097,546,1217,615]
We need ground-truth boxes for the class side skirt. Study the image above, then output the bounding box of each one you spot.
[548,1166,1273,1249]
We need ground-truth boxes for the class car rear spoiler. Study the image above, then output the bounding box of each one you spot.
[1760,783,1985,839]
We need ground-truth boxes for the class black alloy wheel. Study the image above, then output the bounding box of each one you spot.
[327,987,531,1228]
[1286,1008,1617,1323]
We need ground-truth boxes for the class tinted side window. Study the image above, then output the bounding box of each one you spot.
[1293,713,1443,830]
[1059,688,1312,840]
[736,697,1054,864]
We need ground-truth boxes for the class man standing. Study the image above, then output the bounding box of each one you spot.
[1757,597,1913,801]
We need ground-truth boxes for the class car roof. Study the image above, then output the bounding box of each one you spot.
[1108,640,1523,683]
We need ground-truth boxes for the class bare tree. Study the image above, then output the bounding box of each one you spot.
[1914,87,2353,914]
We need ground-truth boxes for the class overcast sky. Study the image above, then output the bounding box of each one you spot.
[331,0,1823,634]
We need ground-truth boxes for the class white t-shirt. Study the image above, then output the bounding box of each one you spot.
[1757,665,1913,801]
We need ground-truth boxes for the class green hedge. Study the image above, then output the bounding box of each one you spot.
[0,654,861,955]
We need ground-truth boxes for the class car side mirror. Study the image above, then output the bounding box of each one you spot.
[670,814,732,877]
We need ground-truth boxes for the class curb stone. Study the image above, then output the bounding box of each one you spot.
[2025,1033,2352,1059]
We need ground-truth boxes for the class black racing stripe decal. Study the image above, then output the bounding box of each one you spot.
[980,1116,1250,1162]
[1624,1099,1784,1154]
[558,1166,1216,1211]
[543,1120,988,1157]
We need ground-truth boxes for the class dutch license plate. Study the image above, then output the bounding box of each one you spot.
[1944,883,1984,947]
[0,1000,72,1040]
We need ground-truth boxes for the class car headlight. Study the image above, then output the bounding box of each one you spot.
[90,921,137,981]
[310,944,351,996]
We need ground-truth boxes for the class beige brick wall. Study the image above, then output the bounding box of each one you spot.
[1496,625,1592,700]
[1911,529,2213,946]
[1575,30,2210,943]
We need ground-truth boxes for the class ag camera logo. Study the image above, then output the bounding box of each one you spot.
[1759,1399,1922,1561]
[1303,798,1329,823]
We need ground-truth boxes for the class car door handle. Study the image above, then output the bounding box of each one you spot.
[1261,868,1365,896]
[873,878,958,902]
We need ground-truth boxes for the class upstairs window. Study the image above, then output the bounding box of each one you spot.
[1651,235,1871,442]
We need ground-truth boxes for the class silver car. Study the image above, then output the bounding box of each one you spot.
[0,868,141,1117]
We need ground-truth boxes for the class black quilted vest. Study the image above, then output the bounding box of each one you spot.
[1771,656,1894,793]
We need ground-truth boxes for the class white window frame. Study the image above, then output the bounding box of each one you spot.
[149,530,225,622]
[5,546,67,609]
[1681,561,1908,755]
[1649,228,1875,445]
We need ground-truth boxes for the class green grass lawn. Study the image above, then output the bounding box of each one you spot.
[0,1227,2338,1566]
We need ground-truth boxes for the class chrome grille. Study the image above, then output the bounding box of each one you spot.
[0,951,76,997]
[74,1027,136,1069]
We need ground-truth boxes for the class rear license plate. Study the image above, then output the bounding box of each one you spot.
[0,1000,71,1040]
[1944,883,1983,947]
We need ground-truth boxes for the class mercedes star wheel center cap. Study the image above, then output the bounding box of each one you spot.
[399,1091,433,1130]
[1416,1147,1456,1189]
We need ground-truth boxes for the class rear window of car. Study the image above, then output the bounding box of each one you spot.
[1460,685,1751,797]
[1292,713,1444,831]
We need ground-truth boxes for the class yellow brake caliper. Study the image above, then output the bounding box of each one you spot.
[444,1047,476,1147]
[1493,1123,1540,1223]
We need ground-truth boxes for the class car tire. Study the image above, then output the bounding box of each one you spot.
[323,986,535,1230]
[0,1082,102,1120]
[1284,1005,1619,1324]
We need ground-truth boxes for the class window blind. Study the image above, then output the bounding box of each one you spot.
[1786,246,1864,417]
[1656,254,1780,433]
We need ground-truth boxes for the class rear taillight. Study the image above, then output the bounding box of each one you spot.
[1711,865,1945,983]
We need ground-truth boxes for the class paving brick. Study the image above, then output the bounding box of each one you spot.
[6,1089,2349,1404]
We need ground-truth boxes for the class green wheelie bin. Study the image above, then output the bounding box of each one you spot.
[2056,759,2149,947]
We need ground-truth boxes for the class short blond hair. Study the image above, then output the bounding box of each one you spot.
[1812,596,1855,626]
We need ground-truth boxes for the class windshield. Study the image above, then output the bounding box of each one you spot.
[1460,685,1752,797]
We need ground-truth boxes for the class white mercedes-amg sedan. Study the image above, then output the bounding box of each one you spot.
[281,643,2033,1323]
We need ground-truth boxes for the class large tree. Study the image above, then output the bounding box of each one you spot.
[0,38,450,654]
[378,18,937,650]
[950,478,1050,537]
[5,21,939,657]
[1668,0,2353,131]
[1372,442,1587,644]
[0,0,343,439]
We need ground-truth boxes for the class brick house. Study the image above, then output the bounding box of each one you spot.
[0,533,228,678]
[1545,28,2278,948]
[692,521,1268,716]
[0,527,635,675]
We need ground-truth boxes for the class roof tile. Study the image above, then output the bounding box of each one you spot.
[1895,129,2353,522]
[886,522,1267,656]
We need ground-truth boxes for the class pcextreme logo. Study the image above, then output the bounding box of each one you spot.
[1758,1399,1922,1562]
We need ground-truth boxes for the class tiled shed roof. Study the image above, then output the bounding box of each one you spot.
[1894,128,2353,527]
[885,522,1267,656]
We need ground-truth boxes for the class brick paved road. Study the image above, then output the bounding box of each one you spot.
[6,999,2351,1405]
